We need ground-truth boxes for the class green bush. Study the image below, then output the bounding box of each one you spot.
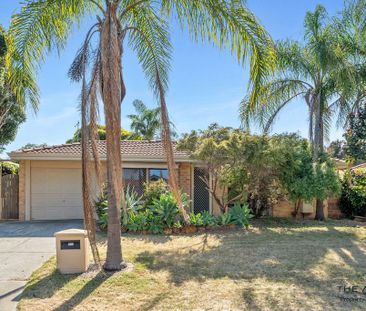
[142,179,170,208]
[229,203,253,228]
[339,169,366,217]
[216,212,232,226]
[95,184,142,228]
[148,193,180,228]
[96,180,254,233]
[189,212,204,226]
[126,192,182,234]
[202,211,216,226]
[1,161,18,175]
[95,185,108,221]
[126,211,149,232]
[125,185,143,213]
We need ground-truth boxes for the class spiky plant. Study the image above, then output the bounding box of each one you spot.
[7,0,275,270]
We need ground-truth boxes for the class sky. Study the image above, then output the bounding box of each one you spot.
[0,0,346,158]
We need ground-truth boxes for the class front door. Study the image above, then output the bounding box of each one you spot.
[193,167,210,214]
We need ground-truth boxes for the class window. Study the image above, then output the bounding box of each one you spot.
[148,168,168,182]
[123,168,146,196]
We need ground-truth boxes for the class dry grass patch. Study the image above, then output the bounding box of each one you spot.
[18,219,366,311]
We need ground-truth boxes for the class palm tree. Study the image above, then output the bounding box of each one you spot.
[128,99,161,140]
[7,0,275,270]
[330,0,366,128]
[241,5,355,220]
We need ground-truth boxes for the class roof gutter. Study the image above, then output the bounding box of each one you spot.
[8,152,195,163]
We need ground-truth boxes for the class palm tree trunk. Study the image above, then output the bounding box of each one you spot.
[156,75,190,223]
[305,92,313,146]
[313,92,325,221]
[313,93,321,161]
[100,2,125,271]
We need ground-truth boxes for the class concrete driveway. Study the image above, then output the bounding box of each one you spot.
[0,220,83,311]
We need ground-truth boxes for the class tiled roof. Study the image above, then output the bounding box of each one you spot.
[9,140,191,160]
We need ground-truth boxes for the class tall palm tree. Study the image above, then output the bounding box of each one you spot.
[241,5,355,220]
[128,99,161,140]
[329,0,366,128]
[7,0,275,270]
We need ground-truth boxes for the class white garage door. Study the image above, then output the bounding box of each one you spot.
[31,168,83,220]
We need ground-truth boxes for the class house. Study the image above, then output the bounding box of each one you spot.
[9,140,216,221]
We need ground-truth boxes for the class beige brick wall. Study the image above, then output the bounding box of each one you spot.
[272,198,344,219]
[18,160,26,221]
[178,163,192,198]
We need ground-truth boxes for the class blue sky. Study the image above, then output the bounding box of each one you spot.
[1,0,345,157]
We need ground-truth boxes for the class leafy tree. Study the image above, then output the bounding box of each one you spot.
[178,124,248,213]
[271,134,315,216]
[241,5,354,220]
[327,140,346,159]
[1,161,19,176]
[339,168,366,217]
[8,0,275,270]
[178,125,340,217]
[344,106,366,162]
[178,125,282,216]
[0,26,25,152]
[66,124,141,143]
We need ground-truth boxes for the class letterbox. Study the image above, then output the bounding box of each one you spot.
[54,229,89,274]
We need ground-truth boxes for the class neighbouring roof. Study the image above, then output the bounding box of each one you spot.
[9,140,191,162]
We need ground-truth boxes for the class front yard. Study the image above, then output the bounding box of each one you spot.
[18,219,366,311]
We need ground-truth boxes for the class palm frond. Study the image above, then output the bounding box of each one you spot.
[240,78,309,132]
[6,0,96,110]
[161,0,276,105]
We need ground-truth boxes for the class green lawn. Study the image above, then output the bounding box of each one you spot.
[18,219,366,310]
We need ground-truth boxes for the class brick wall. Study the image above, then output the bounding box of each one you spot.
[178,163,192,199]
[272,198,343,219]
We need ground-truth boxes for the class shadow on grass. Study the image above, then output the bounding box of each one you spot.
[21,268,78,300]
[20,265,114,311]
[51,271,114,311]
[135,222,366,310]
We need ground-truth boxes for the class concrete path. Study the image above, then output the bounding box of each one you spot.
[0,220,83,311]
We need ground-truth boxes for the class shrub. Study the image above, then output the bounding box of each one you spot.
[126,211,149,232]
[189,212,204,226]
[148,193,180,228]
[125,185,143,213]
[95,184,143,227]
[202,211,216,226]
[229,203,253,228]
[142,179,170,208]
[1,161,18,176]
[216,212,232,226]
[95,184,108,221]
[339,169,366,217]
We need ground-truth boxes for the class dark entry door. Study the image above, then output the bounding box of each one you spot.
[193,167,210,214]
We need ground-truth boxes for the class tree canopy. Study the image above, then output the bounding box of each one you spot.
[178,124,340,216]
[127,99,177,140]
[66,124,142,144]
[344,106,366,163]
[0,26,25,152]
